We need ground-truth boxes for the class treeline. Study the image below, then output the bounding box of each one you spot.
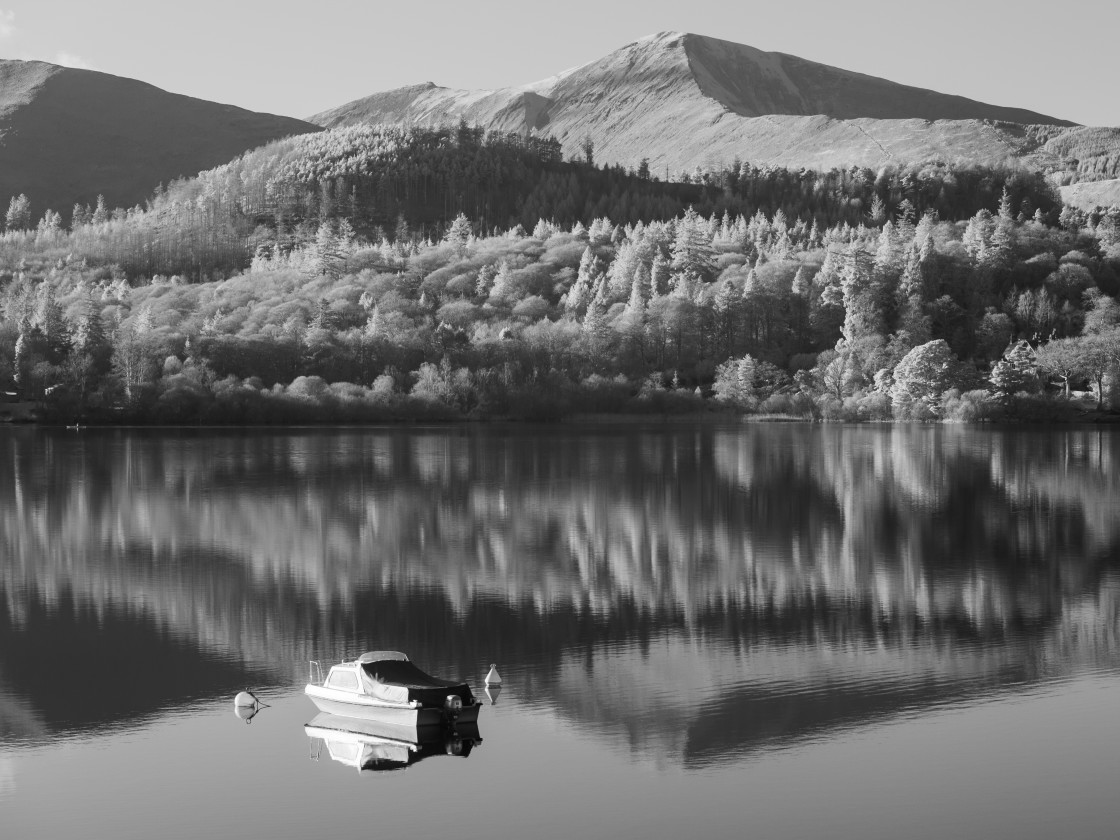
[2,183,1118,424]
[2,125,1065,283]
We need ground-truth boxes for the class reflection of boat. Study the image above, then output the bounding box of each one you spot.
[305,713,481,773]
[305,651,481,726]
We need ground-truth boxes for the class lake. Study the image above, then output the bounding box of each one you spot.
[1,423,1118,840]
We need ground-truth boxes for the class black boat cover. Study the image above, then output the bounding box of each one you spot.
[360,660,474,708]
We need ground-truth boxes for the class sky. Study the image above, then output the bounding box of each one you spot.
[0,0,1116,126]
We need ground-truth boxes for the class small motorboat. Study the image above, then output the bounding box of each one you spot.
[305,713,481,773]
[305,651,481,727]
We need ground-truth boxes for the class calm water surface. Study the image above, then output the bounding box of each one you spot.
[1,424,1118,839]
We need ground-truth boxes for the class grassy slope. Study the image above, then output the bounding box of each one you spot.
[310,32,1119,178]
[1061,178,1120,210]
[0,60,320,218]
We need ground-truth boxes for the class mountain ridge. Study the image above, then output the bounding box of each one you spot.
[678,32,1073,124]
[0,58,320,219]
[310,32,1118,179]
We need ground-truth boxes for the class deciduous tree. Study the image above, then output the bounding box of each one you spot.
[891,339,960,419]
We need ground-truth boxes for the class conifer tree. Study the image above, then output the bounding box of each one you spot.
[840,241,881,340]
[627,263,652,314]
[92,195,110,225]
[588,216,614,246]
[998,187,1015,222]
[714,278,740,355]
[608,240,640,299]
[444,213,472,250]
[990,340,1039,398]
[394,214,410,244]
[565,247,598,314]
[73,287,107,357]
[71,203,92,230]
[488,261,517,304]
[476,264,498,299]
[713,354,757,408]
[37,210,63,236]
[914,210,936,251]
[873,221,899,279]
[790,266,812,347]
[895,199,917,244]
[34,282,69,360]
[5,194,31,231]
[314,220,345,279]
[868,195,887,225]
[582,297,612,357]
[12,312,32,385]
[671,207,716,282]
[335,218,355,251]
[898,244,924,300]
[989,198,1016,269]
[963,210,995,264]
[650,253,671,297]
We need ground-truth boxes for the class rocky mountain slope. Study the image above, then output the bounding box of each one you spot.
[311,32,1120,179]
[0,60,319,219]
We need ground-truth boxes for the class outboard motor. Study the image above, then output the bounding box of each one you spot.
[445,694,463,717]
[445,734,464,756]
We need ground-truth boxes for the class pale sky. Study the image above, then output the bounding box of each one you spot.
[2,0,1116,126]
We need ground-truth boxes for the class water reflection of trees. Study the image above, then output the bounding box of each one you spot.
[1,426,1117,760]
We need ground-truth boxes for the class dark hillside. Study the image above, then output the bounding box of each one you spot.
[0,59,319,219]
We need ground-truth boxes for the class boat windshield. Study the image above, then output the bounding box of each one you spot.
[356,651,408,664]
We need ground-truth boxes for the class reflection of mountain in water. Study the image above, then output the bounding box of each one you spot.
[0,426,1117,764]
[0,591,274,742]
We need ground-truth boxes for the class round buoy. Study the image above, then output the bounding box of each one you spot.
[484,664,502,686]
[234,691,259,707]
[233,690,270,724]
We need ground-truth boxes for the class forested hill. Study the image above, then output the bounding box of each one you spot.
[1,123,1117,427]
[310,32,1120,180]
[48,123,1061,280]
[0,59,319,219]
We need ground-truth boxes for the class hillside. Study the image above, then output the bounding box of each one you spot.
[0,60,319,219]
[1061,178,1120,211]
[311,32,1120,178]
[41,123,1061,280]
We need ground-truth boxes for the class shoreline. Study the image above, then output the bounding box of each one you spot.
[5,410,1120,431]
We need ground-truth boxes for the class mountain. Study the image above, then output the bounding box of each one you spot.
[0,60,319,219]
[311,32,1120,179]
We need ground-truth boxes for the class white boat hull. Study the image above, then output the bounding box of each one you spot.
[304,684,480,727]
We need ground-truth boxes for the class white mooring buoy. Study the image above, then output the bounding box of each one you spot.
[484,664,502,686]
[234,691,259,708]
[233,690,269,723]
